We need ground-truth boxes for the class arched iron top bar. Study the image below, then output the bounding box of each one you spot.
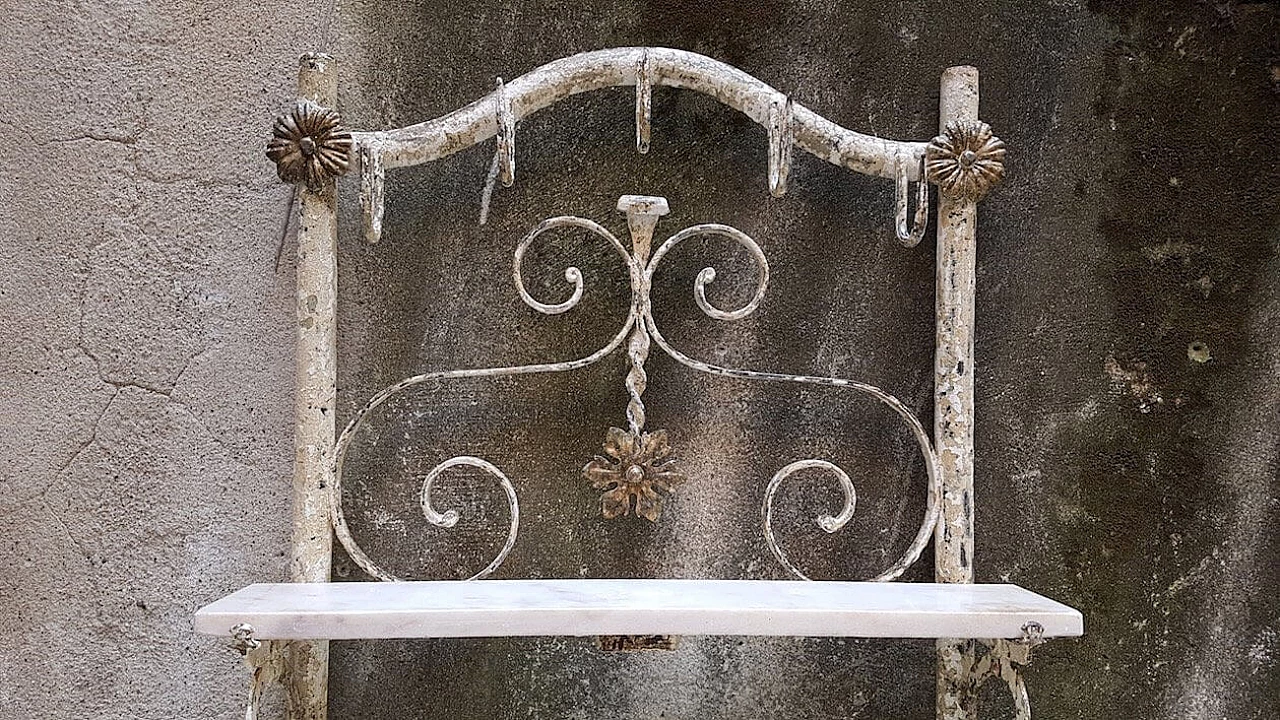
[351,46,928,181]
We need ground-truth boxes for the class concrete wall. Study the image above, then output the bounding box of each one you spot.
[2,1,1276,719]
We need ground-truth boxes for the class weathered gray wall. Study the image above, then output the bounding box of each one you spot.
[0,1,325,717]
[2,1,1277,719]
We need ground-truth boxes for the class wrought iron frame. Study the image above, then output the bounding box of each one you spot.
[330,196,942,584]
[258,47,1023,720]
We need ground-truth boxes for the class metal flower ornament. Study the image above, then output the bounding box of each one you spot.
[266,100,353,189]
[584,427,688,521]
[925,120,1006,202]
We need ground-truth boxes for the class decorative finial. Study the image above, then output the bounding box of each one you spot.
[266,100,353,189]
[925,120,1006,202]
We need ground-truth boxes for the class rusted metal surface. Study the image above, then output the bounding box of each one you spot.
[595,635,680,652]
[584,427,687,521]
[329,195,941,583]
[284,51,339,720]
[925,121,1007,202]
[934,65,982,720]
[266,101,353,189]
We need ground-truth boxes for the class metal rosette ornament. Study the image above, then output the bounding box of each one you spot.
[925,120,1006,202]
[266,100,354,189]
[583,427,688,522]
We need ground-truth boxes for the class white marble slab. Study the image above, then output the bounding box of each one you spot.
[194,579,1083,640]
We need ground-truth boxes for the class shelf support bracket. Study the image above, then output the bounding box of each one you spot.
[970,622,1047,720]
[227,624,286,720]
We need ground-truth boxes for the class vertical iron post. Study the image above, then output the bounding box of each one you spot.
[934,64,980,720]
[287,51,339,720]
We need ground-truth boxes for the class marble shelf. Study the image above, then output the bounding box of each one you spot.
[194,579,1083,641]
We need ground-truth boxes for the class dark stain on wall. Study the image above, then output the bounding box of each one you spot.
[326,1,1280,718]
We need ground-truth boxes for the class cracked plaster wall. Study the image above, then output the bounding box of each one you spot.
[1,1,1278,720]
[1,1,327,717]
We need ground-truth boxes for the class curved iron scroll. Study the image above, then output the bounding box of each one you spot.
[331,195,941,583]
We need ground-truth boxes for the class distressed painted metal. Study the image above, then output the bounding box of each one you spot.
[895,153,930,247]
[964,622,1047,720]
[763,459,856,580]
[494,77,515,187]
[358,143,384,244]
[767,95,793,197]
[351,47,931,245]
[583,195,685,521]
[222,48,1054,720]
[330,195,943,584]
[934,65,988,720]
[634,50,652,153]
[351,48,926,174]
[284,52,340,720]
[227,624,285,720]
